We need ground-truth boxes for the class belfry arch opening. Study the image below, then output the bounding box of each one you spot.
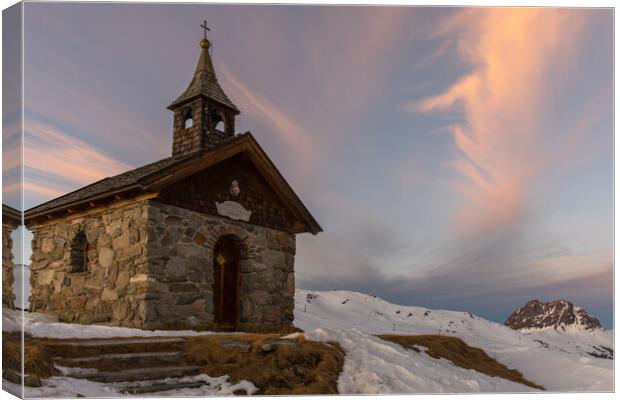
[210,108,225,132]
[183,108,193,128]
[213,234,241,329]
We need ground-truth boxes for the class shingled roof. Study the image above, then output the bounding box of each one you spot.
[25,157,180,217]
[2,204,21,227]
[167,39,239,113]
[24,133,322,234]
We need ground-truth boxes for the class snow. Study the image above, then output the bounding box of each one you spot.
[2,308,236,339]
[127,374,257,396]
[294,289,613,393]
[2,288,613,395]
[54,365,99,376]
[3,373,257,398]
[304,327,529,394]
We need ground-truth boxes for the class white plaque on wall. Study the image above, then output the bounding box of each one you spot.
[215,201,252,222]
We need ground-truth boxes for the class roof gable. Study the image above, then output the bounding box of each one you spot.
[142,134,322,234]
[157,154,298,233]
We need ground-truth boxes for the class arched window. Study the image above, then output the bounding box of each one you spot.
[183,108,193,129]
[69,231,88,274]
[210,108,225,132]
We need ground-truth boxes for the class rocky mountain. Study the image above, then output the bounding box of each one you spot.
[505,299,602,331]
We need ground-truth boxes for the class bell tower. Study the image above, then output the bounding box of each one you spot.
[168,20,240,158]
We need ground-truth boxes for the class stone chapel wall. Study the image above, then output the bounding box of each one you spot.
[2,224,15,309]
[29,201,150,327]
[144,201,296,331]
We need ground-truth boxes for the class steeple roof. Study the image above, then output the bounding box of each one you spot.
[167,39,239,113]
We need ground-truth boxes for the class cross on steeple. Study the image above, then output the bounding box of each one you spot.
[200,19,210,40]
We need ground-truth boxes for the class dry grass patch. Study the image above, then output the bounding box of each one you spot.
[186,333,344,395]
[378,334,544,390]
[3,333,57,379]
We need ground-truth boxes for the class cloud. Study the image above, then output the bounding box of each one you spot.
[23,120,135,203]
[298,239,613,326]
[302,7,408,119]
[412,9,591,238]
[219,7,410,180]
[296,192,435,286]
[2,122,22,174]
[24,50,170,163]
[306,9,612,322]
[400,9,612,310]
[220,65,317,174]
[412,37,454,70]
[4,181,67,200]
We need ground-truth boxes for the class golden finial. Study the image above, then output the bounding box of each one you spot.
[200,19,211,49]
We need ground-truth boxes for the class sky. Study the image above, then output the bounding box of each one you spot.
[2,4,613,326]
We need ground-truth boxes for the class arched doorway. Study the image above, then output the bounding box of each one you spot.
[213,235,240,329]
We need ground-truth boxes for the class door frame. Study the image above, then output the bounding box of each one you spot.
[212,234,241,330]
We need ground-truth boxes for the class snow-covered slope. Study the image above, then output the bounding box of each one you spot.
[2,289,612,395]
[294,289,613,393]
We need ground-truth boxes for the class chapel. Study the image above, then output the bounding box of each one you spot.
[24,23,321,331]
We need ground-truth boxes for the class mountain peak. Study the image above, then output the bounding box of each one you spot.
[505,299,601,331]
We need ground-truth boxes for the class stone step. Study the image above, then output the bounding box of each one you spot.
[47,337,188,357]
[62,365,202,383]
[48,337,187,348]
[55,351,187,366]
[120,380,209,394]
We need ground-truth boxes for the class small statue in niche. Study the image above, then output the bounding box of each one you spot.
[230,180,240,197]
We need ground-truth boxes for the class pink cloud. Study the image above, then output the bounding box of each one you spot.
[220,65,317,168]
[524,249,612,287]
[412,9,593,238]
[220,7,410,171]
[4,180,67,200]
[2,120,22,173]
[25,64,169,160]
[23,120,135,202]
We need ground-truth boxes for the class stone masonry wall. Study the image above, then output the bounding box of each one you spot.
[144,201,296,331]
[2,225,15,309]
[28,200,296,331]
[29,201,149,327]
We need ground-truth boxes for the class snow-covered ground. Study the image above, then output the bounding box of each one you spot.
[3,373,257,398]
[294,289,613,393]
[2,288,613,396]
[2,308,237,339]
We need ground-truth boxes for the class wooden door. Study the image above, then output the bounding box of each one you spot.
[213,235,240,329]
